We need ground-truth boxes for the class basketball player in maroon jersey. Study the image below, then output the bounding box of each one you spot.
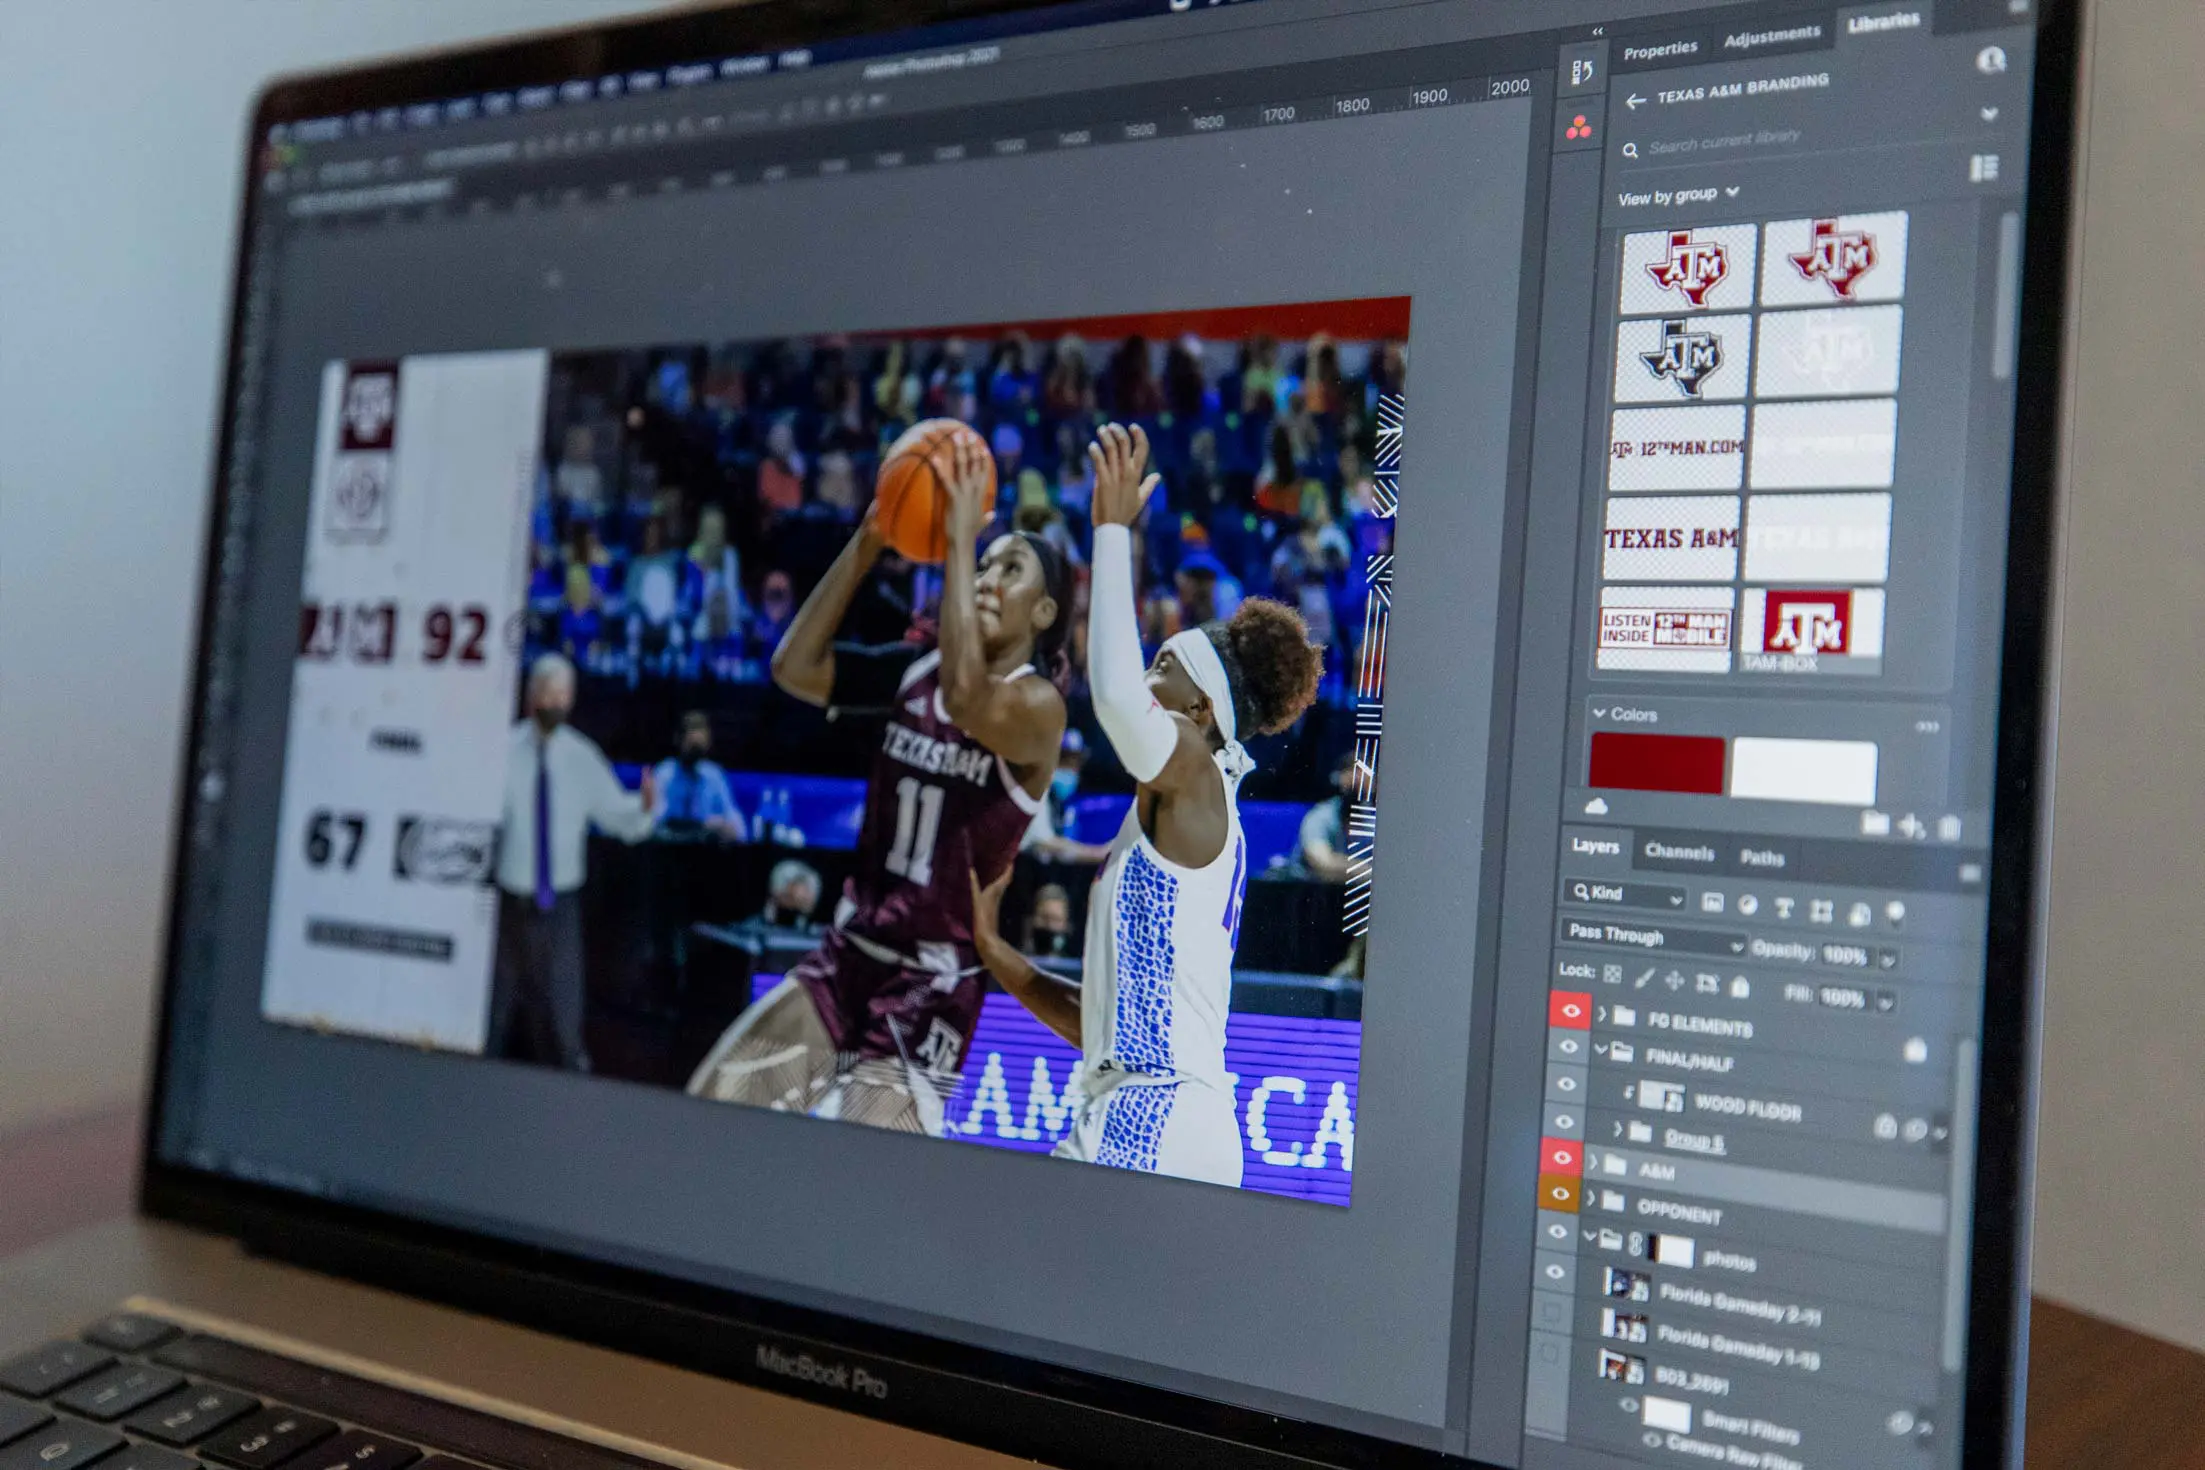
[687,435,1071,1133]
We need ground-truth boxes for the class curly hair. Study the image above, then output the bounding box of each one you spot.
[1203,597,1325,739]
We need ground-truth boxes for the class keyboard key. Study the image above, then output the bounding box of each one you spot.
[98,1448,198,1470]
[0,1342,112,1398]
[80,1314,179,1354]
[0,1397,48,1447]
[124,1385,259,1445]
[199,1406,339,1468]
[286,1429,422,1470]
[0,1417,123,1470]
[53,1363,185,1421]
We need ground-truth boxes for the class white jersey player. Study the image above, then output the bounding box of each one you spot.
[972,424,1323,1186]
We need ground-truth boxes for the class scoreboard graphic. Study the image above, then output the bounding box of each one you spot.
[260,351,549,1050]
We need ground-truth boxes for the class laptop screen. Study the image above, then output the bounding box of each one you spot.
[153,0,2061,1463]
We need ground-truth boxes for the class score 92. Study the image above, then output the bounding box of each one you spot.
[299,601,489,666]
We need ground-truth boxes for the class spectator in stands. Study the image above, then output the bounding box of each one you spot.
[813,450,862,526]
[568,521,618,604]
[557,564,607,667]
[1043,334,1094,420]
[1025,884,1077,959]
[987,333,1037,416]
[649,710,741,839]
[1013,471,1081,567]
[553,424,605,521]
[1163,334,1213,422]
[747,570,796,660]
[1105,334,1163,419]
[1053,423,1095,528]
[1238,334,1282,416]
[1021,730,1113,867]
[684,505,744,634]
[992,421,1027,490]
[624,515,685,675]
[527,541,564,618]
[757,416,807,519]
[1270,488,1351,600]
[1287,752,1361,883]
[752,859,823,934]
[874,341,920,433]
[1254,421,1306,518]
[1175,547,1244,627]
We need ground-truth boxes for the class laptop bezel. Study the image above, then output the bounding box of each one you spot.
[137,1,2087,1466]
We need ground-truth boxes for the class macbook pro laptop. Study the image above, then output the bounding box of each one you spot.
[0,0,2080,1466]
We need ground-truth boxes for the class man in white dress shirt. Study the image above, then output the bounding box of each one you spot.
[491,653,655,1070]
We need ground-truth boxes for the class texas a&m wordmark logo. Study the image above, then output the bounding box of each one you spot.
[1621,225,1758,316]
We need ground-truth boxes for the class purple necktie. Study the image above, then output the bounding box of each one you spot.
[534,743,555,913]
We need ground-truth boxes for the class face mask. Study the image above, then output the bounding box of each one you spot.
[1050,769,1080,803]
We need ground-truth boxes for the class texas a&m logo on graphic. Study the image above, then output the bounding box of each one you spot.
[1647,231,1731,308]
[1787,219,1880,299]
[326,360,397,544]
[1641,321,1725,398]
[1763,589,1855,654]
[339,362,398,450]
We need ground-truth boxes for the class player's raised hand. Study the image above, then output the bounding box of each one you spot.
[941,429,996,548]
[1089,422,1160,529]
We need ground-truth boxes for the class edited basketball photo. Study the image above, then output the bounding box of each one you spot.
[264,299,1410,1203]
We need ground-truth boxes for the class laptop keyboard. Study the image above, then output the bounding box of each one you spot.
[0,1313,667,1470]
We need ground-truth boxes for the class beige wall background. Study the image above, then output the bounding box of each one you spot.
[0,0,2196,1352]
[2029,1,2205,1351]
[0,0,670,1141]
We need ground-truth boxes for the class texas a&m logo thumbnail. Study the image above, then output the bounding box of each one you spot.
[1762,212,1910,306]
[1642,321,1724,397]
[1621,225,1757,316]
[1788,220,1878,299]
[1649,232,1730,307]
[1738,587,1887,673]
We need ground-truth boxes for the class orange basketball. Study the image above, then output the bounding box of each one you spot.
[873,418,993,565]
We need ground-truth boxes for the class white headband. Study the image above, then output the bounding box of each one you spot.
[1163,628,1238,746]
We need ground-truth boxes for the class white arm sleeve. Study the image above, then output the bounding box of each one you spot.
[1090,525,1180,785]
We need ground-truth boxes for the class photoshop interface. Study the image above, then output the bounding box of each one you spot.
[163,1,2044,1467]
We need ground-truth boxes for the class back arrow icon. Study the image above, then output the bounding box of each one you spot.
[1627,93,1648,110]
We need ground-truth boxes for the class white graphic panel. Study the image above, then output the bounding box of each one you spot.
[1609,405,1747,492]
[1615,315,1753,403]
[1761,212,1910,306]
[1596,586,1736,673]
[1602,496,1741,582]
[1750,399,1898,489]
[1754,307,1905,399]
[1743,493,1893,584]
[262,350,550,1052]
[1620,225,1759,316]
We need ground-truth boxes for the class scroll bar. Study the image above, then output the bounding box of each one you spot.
[1941,1038,1981,1372]
[1991,212,2024,381]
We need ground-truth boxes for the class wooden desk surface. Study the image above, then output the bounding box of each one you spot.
[1,1110,2193,1468]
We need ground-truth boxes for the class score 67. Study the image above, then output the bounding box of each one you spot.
[299,601,495,666]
